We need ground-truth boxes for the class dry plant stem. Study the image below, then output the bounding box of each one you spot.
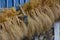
[0,0,60,40]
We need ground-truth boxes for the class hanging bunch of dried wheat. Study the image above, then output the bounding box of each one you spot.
[22,0,60,40]
[0,0,60,40]
[0,8,25,40]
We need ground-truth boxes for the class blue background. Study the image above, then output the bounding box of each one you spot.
[0,0,29,9]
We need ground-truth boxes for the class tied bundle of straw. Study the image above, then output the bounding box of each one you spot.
[0,0,60,40]
[0,8,27,40]
[22,0,60,39]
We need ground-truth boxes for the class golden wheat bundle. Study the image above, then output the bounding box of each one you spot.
[39,0,60,21]
[0,9,16,40]
[29,0,59,22]
[22,0,59,31]
[0,8,24,40]
[22,0,54,36]
[0,0,60,40]
[36,1,60,22]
